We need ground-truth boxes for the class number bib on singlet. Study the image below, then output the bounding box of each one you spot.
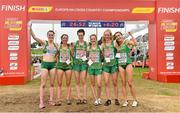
[118,53,127,64]
[89,52,100,62]
[104,48,114,59]
[59,50,70,62]
[76,49,86,59]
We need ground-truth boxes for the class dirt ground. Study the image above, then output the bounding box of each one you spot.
[0,68,180,112]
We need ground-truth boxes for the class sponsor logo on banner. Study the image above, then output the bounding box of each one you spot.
[166,66,174,70]
[28,6,53,13]
[158,7,180,13]
[164,35,175,70]
[166,62,174,70]
[166,56,174,60]
[10,67,18,70]
[5,19,22,31]
[10,57,18,61]
[165,47,174,60]
[8,41,19,46]
[8,46,19,50]
[164,36,175,41]
[164,46,175,51]
[88,21,101,27]
[8,34,19,40]
[166,62,174,66]
[161,21,177,32]
[132,7,155,14]
[166,52,174,57]
[164,41,174,46]
[9,62,18,70]
[10,62,18,67]
[10,52,18,61]
[1,5,25,11]
[10,52,18,57]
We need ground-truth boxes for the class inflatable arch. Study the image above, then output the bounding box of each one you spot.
[0,0,180,85]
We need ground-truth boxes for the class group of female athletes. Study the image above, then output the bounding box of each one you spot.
[30,26,138,109]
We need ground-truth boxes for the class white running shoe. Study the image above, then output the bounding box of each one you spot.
[94,100,99,106]
[122,101,128,107]
[132,100,138,107]
[98,98,102,105]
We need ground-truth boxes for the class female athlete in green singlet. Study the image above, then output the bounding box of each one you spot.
[30,25,58,109]
[87,34,102,106]
[101,29,120,106]
[114,31,138,107]
[56,34,73,105]
[72,29,88,104]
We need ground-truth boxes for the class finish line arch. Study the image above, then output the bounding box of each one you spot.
[0,0,180,85]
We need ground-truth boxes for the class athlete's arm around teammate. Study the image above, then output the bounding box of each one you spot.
[114,31,138,107]
[101,29,119,106]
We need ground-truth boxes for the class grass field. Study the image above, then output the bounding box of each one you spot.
[0,68,180,112]
[31,48,43,55]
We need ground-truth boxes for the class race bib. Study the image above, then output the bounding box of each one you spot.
[105,58,111,62]
[115,53,121,58]
[118,53,127,64]
[66,59,71,65]
[104,48,114,59]
[89,52,100,62]
[88,59,93,66]
[81,56,87,61]
[76,49,86,59]
[59,51,70,63]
